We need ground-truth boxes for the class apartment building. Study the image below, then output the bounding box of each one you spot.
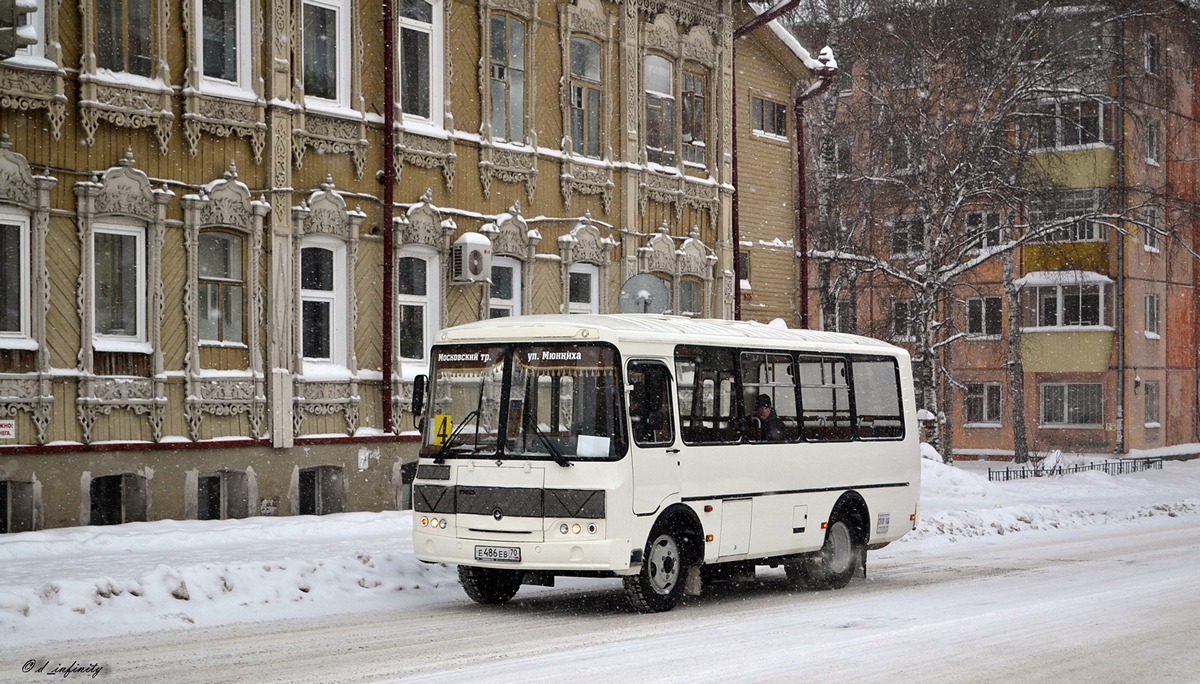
[798,0,1200,458]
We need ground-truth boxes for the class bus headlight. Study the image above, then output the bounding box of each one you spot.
[560,523,569,535]
[572,523,582,535]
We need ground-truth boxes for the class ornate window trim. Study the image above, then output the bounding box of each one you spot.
[478,0,539,202]
[79,0,175,154]
[0,135,56,444]
[291,176,363,436]
[181,162,270,440]
[636,223,716,316]
[182,0,268,163]
[292,0,369,178]
[638,17,719,226]
[481,202,540,317]
[559,0,614,212]
[392,0,456,191]
[73,150,173,443]
[0,0,67,139]
[558,211,615,314]
[391,189,455,432]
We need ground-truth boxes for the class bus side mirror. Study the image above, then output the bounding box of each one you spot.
[412,375,427,417]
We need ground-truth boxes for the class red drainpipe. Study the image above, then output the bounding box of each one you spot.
[732,0,800,320]
[382,0,396,432]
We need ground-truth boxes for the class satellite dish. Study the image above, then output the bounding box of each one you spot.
[619,274,672,314]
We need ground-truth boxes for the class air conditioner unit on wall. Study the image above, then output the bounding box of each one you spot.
[451,232,492,284]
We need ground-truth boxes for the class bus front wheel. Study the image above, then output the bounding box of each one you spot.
[459,565,522,605]
[624,525,687,613]
[786,519,861,590]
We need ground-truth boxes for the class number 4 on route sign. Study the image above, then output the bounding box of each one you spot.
[434,415,452,446]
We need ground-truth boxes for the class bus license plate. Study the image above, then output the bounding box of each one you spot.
[475,545,521,563]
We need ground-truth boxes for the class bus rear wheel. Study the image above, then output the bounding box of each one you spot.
[786,519,861,590]
[459,565,522,605]
[624,525,687,613]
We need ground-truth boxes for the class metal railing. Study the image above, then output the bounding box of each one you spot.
[988,456,1165,482]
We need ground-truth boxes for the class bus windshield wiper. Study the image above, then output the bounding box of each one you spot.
[435,409,480,464]
[532,423,572,468]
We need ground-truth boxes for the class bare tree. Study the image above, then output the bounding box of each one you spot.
[791,0,1182,461]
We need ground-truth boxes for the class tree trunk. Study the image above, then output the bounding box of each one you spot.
[1003,244,1030,464]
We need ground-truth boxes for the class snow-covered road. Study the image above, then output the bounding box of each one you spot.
[2,456,1198,683]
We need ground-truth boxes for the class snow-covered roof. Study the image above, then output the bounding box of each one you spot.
[751,2,835,72]
[1013,270,1113,288]
[437,313,899,353]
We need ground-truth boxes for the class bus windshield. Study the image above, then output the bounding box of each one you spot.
[422,343,626,462]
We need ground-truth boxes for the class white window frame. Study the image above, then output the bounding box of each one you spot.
[92,222,147,349]
[568,35,602,159]
[299,235,347,370]
[194,0,253,93]
[966,296,1003,338]
[1144,293,1159,340]
[0,210,33,348]
[397,0,444,129]
[396,246,440,369]
[1023,283,1111,329]
[489,256,521,318]
[567,263,599,315]
[302,0,351,111]
[7,0,44,61]
[1032,190,1104,244]
[1039,382,1104,428]
[751,96,787,140]
[1144,31,1159,76]
[966,210,1001,251]
[489,12,527,144]
[890,216,924,257]
[644,54,676,166]
[1144,380,1160,428]
[1143,205,1161,253]
[197,230,246,346]
[891,299,916,341]
[1145,123,1159,165]
[965,382,1002,426]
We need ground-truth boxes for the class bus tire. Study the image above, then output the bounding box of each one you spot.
[624,523,687,613]
[458,565,522,605]
[786,519,861,591]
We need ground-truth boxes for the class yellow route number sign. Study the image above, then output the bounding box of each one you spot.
[433,414,452,446]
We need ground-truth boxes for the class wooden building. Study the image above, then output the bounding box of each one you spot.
[0,0,818,530]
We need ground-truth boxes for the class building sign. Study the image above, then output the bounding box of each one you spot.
[0,420,15,440]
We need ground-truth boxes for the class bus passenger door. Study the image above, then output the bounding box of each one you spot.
[627,360,680,515]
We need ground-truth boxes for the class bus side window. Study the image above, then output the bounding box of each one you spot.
[797,355,853,442]
[740,351,799,443]
[851,357,905,440]
[675,346,739,444]
[629,361,675,447]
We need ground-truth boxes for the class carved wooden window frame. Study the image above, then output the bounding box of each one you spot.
[477,0,538,202]
[0,1,66,139]
[73,152,172,443]
[182,0,267,163]
[79,0,174,154]
[182,165,269,440]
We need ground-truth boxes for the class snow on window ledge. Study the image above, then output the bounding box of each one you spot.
[1144,331,1161,340]
[1144,422,1161,430]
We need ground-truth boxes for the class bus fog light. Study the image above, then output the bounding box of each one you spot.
[572,523,582,534]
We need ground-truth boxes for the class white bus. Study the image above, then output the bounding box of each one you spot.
[411,314,921,612]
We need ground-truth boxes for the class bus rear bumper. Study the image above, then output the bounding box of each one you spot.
[414,533,633,573]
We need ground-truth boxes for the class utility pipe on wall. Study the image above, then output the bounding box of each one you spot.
[382,0,396,432]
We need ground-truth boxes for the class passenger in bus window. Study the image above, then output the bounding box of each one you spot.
[751,393,787,442]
